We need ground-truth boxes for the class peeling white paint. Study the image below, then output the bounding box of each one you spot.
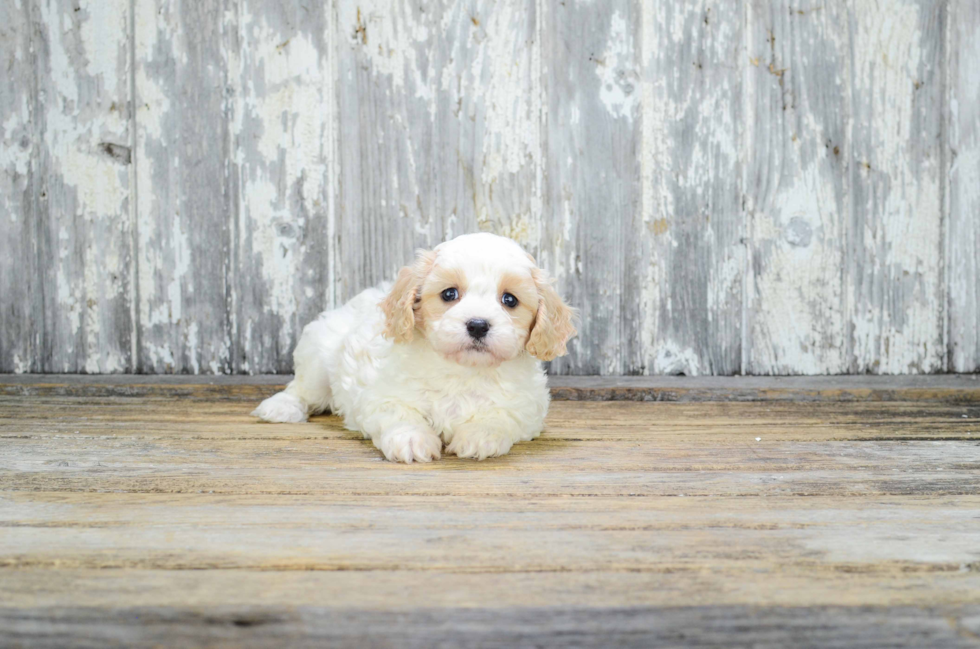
[596,11,638,121]
[743,2,850,375]
[750,162,846,375]
[472,0,539,179]
[640,3,666,364]
[3,0,973,376]
[947,0,980,371]
[343,2,432,95]
[652,342,701,376]
[640,2,743,375]
[235,5,337,367]
[35,0,132,373]
[850,1,943,373]
[0,99,31,181]
[467,1,543,242]
[12,354,28,374]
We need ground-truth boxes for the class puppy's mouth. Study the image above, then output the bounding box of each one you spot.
[450,339,505,367]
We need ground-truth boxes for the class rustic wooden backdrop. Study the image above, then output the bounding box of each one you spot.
[1,0,977,376]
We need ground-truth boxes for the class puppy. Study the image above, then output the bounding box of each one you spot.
[252,232,576,462]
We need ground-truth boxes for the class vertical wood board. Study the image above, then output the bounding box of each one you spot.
[0,0,37,373]
[846,0,945,374]
[32,0,135,373]
[947,0,980,373]
[336,0,542,303]
[744,0,849,375]
[232,0,338,373]
[134,0,233,374]
[641,0,745,376]
[543,0,641,374]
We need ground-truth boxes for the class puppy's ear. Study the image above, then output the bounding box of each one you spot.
[525,266,576,361]
[382,249,436,342]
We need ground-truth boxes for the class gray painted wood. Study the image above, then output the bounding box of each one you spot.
[641,1,744,376]
[947,0,980,373]
[0,0,37,373]
[744,0,849,375]
[336,0,427,299]
[134,0,233,374]
[543,0,640,374]
[336,0,541,301]
[32,0,135,373]
[233,0,339,374]
[1,0,976,375]
[847,0,945,374]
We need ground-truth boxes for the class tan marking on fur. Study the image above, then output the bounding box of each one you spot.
[418,265,469,325]
[525,268,577,361]
[426,265,469,298]
[381,250,436,342]
[498,271,538,338]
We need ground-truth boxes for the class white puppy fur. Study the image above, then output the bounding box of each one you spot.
[252,233,576,463]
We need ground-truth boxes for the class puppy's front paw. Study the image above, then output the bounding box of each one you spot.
[252,392,308,423]
[446,432,514,461]
[376,425,443,463]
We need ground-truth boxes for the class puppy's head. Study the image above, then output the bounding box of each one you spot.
[381,233,576,367]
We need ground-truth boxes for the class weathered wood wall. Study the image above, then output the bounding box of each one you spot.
[1,0,977,375]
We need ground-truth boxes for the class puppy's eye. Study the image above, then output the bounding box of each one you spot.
[501,292,519,308]
[441,288,459,302]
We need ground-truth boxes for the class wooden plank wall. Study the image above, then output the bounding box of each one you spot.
[0,0,977,376]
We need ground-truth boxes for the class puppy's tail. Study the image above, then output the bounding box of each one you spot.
[252,385,309,423]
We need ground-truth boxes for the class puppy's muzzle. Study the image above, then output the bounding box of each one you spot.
[466,319,490,340]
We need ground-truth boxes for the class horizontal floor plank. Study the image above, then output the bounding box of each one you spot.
[3,604,980,649]
[3,435,979,497]
[4,374,980,403]
[2,400,978,442]
[1,494,978,573]
[3,569,980,610]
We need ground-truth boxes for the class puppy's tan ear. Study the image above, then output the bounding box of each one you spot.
[525,267,576,361]
[381,250,435,343]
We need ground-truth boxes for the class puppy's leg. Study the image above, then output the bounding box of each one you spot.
[252,316,340,423]
[445,411,529,461]
[360,409,442,463]
[251,384,309,423]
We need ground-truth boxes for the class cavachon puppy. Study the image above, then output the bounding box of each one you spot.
[252,232,576,462]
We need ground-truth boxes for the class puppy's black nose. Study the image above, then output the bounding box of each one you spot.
[466,319,490,340]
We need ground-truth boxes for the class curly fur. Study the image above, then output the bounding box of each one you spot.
[252,233,576,463]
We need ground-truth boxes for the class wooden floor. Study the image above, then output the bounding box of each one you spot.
[2,376,980,648]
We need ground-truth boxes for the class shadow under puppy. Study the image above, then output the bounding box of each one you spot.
[253,232,576,462]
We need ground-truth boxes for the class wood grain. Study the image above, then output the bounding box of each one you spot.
[641,1,744,376]
[744,0,848,375]
[3,604,980,649]
[4,492,980,572]
[3,396,979,440]
[32,0,135,373]
[133,0,233,374]
[947,0,980,373]
[233,0,339,374]
[2,381,979,644]
[336,0,541,301]
[1,2,976,376]
[0,0,37,373]
[4,373,980,403]
[847,0,946,374]
[543,0,640,375]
